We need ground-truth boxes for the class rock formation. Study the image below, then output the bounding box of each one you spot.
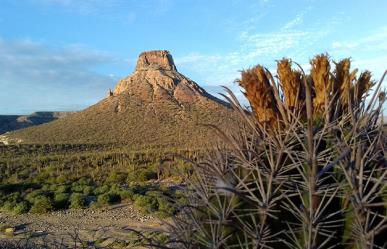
[5,50,236,148]
[113,50,213,106]
[135,50,176,71]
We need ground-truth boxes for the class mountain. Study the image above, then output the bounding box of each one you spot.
[3,50,237,148]
[0,112,74,135]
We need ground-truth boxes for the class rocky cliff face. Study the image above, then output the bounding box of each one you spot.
[113,50,217,106]
[135,50,176,71]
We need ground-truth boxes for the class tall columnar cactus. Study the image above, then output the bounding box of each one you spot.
[153,55,386,249]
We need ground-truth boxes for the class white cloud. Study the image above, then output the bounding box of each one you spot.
[176,10,332,87]
[173,9,357,107]
[176,28,316,85]
[352,56,387,81]
[330,27,387,79]
[332,41,358,49]
[282,14,303,30]
[175,26,323,107]
[0,39,115,84]
[0,38,120,113]
[331,26,387,52]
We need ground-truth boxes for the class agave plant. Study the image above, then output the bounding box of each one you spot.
[143,55,386,249]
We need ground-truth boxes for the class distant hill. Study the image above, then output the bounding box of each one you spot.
[4,50,238,148]
[0,112,74,135]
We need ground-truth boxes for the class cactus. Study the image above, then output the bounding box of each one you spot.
[159,55,387,249]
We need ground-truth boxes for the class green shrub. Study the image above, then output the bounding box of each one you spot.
[55,174,68,184]
[156,195,175,217]
[109,184,121,192]
[118,188,135,201]
[55,185,70,193]
[82,185,94,195]
[175,189,188,206]
[145,190,163,198]
[34,172,50,183]
[142,191,176,217]
[106,171,127,184]
[13,201,30,214]
[0,224,12,233]
[25,190,46,203]
[128,169,157,182]
[78,177,92,186]
[133,195,158,214]
[89,202,102,209]
[0,192,24,213]
[30,196,53,214]
[54,193,70,209]
[96,193,109,205]
[69,193,87,209]
[41,184,49,191]
[94,185,110,195]
[97,192,121,205]
[5,192,22,203]
[1,201,14,212]
[139,169,158,181]
[71,184,86,193]
[41,184,55,192]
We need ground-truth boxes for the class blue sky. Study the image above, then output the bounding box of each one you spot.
[0,0,386,114]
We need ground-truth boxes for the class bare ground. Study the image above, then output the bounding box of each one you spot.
[0,203,165,248]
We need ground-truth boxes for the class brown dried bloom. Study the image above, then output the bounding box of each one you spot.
[310,54,331,111]
[237,65,277,124]
[277,58,303,109]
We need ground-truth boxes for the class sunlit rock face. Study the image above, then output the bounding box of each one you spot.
[113,50,209,105]
[135,50,177,71]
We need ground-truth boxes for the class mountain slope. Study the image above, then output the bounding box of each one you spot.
[4,50,237,148]
[0,112,73,134]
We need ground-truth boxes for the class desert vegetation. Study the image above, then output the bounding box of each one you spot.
[151,54,387,248]
[1,54,386,248]
[0,144,192,218]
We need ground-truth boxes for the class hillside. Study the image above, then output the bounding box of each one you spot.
[4,50,237,148]
[0,112,73,135]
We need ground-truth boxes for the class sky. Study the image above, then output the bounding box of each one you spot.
[0,0,386,114]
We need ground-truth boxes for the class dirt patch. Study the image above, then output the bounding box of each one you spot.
[0,203,165,248]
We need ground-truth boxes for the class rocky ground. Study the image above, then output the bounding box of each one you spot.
[0,203,166,248]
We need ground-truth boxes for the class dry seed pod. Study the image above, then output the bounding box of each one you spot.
[277,58,303,109]
[237,65,277,124]
[310,54,330,111]
[354,70,373,103]
[334,59,357,107]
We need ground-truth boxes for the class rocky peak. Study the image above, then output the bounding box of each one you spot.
[135,50,177,71]
[113,50,217,106]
